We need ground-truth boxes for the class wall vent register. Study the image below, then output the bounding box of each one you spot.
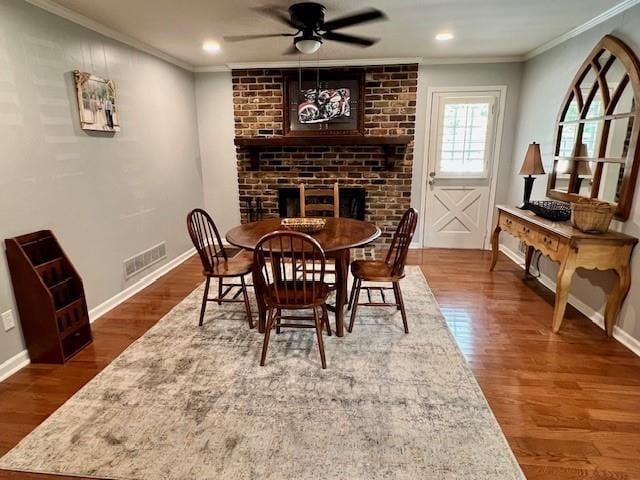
[124,242,166,280]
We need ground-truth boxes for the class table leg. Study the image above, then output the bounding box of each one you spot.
[525,245,535,276]
[252,267,267,333]
[333,249,350,337]
[604,264,631,337]
[552,252,577,333]
[490,225,501,271]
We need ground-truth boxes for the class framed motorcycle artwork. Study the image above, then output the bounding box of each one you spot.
[283,70,364,136]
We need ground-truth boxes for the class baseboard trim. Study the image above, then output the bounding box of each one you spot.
[499,244,640,357]
[0,350,30,383]
[89,247,196,322]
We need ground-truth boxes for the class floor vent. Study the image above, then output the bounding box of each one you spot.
[124,242,166,279]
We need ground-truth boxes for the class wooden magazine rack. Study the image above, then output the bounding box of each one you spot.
[5,230,92,363]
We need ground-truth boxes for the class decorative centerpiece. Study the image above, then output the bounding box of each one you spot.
[571,199,616,233]
[281,217,326,233]
[528,200,571,221]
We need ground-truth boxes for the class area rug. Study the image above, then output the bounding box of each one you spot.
[0,267,524,479]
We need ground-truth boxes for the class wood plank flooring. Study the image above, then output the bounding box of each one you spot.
[1,249,639,479]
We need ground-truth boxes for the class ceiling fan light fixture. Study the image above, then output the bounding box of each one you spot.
[294,35,322,54]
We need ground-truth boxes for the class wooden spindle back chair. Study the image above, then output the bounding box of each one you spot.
[186,208,253,329]
[253,231,332,368]
[347,208,418,334]
[299,182,340,218]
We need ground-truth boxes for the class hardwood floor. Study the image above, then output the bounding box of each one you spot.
[1,249,639,479]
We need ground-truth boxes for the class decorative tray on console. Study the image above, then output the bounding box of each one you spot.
[528,201,571,222]
[281,218,327,233]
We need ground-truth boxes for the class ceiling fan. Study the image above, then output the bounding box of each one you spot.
[223,2,387,55]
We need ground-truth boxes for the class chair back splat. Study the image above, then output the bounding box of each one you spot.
[299,182,340,218]
[385,208,418,277]
[187,208,227,273]
[254,231,326,308]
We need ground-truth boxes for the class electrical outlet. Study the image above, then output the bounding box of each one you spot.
[2,310,15,331]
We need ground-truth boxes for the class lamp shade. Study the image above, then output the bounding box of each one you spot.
[519,142,546,176]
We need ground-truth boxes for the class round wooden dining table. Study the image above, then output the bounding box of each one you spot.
[226,217,381,337]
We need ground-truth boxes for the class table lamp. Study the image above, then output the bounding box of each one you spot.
[518,142,545,209]
[574,143,593,192]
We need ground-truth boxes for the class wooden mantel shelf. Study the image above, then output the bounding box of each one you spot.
[234,135,412,170]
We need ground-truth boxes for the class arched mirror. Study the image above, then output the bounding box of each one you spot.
[547,35,640,220]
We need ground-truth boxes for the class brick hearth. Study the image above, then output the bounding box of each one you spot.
[233,64,417,251]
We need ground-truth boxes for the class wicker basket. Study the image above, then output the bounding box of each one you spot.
[280,217,326,233]
[570,199,616,233]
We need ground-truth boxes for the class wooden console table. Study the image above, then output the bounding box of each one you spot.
[490,205,637,335]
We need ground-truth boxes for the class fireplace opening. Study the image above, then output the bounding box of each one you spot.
[278,187,366,220]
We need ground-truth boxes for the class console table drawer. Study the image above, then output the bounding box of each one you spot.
[499,214,518,233]
[538,232,560,252]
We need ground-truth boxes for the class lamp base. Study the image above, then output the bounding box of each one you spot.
[517,175,536,210]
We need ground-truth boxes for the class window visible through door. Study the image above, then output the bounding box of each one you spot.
[435,95,497,178]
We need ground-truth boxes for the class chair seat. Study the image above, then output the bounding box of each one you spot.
[266,280,331,308]
[351,260,403,282]
[206,250,253,277]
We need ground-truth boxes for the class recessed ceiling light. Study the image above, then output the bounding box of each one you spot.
[435,32,454,42]
[202,40,221,54]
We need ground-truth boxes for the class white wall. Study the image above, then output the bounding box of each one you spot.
[505,4,640,341]
[411,63,524,244]
[194,72,241,235]
[0,0,203,364]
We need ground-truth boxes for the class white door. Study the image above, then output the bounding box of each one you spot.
[423,89,503,249]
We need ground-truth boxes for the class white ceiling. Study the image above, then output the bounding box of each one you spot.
[47,0,625,68]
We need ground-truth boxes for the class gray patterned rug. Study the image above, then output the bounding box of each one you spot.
[0,267,524,479]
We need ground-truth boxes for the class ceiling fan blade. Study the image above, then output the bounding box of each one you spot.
[321,31,377,47]
[283,44,299,55]
[255,6,302,29]
[321,8,386,32]
[223,33,295,42]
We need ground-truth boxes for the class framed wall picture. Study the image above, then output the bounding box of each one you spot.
[283,70,364,136]
[73,71,120,132]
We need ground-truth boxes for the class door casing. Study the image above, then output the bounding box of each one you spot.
[419,85,508,250]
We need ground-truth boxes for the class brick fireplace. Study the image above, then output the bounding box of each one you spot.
[233,63,417,251]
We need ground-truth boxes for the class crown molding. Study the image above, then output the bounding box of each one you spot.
[420,56,524,65]
[193,65,232,73]
[223,57,423,70]
[524,0,640,60]
[24,0,194,71]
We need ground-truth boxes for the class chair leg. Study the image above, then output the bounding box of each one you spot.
[392,282,402,311]
[322,303,332,336]
[394,281,409,334]
[347,279,362,333]
[240,275,254,329]
[260,307,276,366]
[199,276,211,327]
[217,278,223,306]
[313,306,327,369]
[275,308,281,334]
[347,276,358,310]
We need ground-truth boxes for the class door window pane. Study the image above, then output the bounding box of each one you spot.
[437,102,491,176]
